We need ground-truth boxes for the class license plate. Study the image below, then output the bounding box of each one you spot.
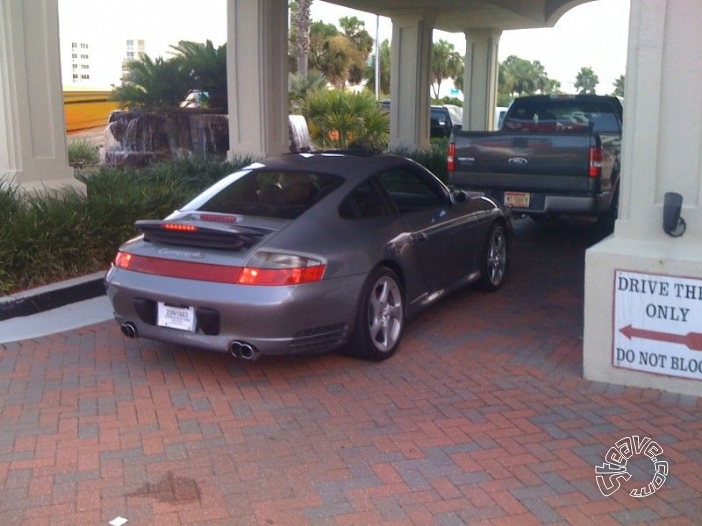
[157,302,196,332]
[504,192,530,208]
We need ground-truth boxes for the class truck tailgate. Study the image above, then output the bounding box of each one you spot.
[452,132,592,178]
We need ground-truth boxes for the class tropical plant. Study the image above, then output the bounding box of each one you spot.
[111,54,192,110]
[497,55,560,103]
[575,67,599,95]
[303,89,389,151]
[431,40,462,99]
[289,71,328,113]
[170,40,228,111]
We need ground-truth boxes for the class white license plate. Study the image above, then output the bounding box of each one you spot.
[504,192,530,208]
[157,302,196,332]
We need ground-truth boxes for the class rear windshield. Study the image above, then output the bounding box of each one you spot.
[195,170,343,220]
[503,98,621,134]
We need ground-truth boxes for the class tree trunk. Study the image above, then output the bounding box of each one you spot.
[296,0,312,77]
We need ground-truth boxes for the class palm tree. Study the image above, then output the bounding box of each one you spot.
[111,54,191,110]
[170,40,228,111]
[293,0,313,77]
[366,39,391,96]
[288,71,328,113]
[575,67,599,95]
[431,40,462,99]
[302,89,389,151]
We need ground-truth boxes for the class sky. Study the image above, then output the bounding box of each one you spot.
[58,0,629,94]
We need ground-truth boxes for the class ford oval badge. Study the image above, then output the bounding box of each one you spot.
[508,157,528,166]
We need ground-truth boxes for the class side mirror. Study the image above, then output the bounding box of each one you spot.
[663,192,686,237]
[451,189,469,204]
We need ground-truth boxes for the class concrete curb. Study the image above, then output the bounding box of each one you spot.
[0,271,106,321]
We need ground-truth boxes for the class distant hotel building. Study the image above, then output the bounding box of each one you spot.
[69,41,91,84]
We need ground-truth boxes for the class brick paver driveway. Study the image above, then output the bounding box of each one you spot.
[1,218,700,525]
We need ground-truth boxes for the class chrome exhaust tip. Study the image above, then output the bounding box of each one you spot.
[229,340,261,361]
[120,322,138,339]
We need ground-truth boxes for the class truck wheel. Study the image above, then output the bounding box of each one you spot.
[346,267,404,361]
[475,223,508,291]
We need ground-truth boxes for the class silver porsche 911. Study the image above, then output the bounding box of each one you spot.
[105,151,510,361]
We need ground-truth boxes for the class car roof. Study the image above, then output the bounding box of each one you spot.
[245,151,421,181]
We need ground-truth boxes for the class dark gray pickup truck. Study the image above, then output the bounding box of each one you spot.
[448,94,623,227]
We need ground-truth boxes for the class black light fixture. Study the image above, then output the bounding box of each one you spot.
[663,192,686,237]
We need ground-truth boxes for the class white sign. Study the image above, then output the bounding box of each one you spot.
[157,302,196,332]
[614,270,702,380]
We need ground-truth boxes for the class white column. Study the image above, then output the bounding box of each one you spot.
[0,0,77,192]
[388,11,435,151]
[584,0,702,396]
[462,29,501,131]
[226,0,288,159]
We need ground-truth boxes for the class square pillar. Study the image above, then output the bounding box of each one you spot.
[584,0,702,396]
[0,0,77,192]
[226,0,288,159]
[388,11,435,151]
[462,29,501,131]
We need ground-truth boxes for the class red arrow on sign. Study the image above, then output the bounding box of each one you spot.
[620,325,702,352]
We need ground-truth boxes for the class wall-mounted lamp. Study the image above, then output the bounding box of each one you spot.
[663,192,686,237]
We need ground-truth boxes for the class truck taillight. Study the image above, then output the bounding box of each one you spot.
[589,145,603,178]
[447,142,456,172]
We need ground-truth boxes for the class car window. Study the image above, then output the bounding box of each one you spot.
[197,170,343,219]
[339,180,394,219]
[376,169,446,213]
[503,98,621,134]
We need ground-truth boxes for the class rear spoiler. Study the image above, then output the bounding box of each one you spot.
[135,220,266,250]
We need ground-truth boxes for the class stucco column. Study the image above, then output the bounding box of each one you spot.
[462,29,501,131]
[0,0,77,192]
[226,0,288,159]
[388,11,435,151]
[584,0,702,396]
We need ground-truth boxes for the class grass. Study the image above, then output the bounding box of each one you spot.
[1,146,447,295]
[67,136,100,165]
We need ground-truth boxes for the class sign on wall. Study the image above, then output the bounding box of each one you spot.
[614,270,702,380]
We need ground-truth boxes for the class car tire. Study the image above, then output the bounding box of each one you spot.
[346,267,404,361]
[475,223,508,291]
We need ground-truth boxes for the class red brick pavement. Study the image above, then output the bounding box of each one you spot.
[1,219,701,525]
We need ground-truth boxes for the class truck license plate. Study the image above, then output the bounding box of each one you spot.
[504,192,530,208]
[157,302,196,332]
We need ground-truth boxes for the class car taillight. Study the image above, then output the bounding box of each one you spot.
[238,251,326,285]
[114,251,132,269]
[113,251,241,283]
[589,145,603,178]
[112,250,326,285]
[161,223,197,232]
[447,142,456,172]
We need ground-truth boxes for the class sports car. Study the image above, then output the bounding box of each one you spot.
[105,151,510,361]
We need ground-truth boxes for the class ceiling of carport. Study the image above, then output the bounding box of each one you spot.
[324,0,593,32]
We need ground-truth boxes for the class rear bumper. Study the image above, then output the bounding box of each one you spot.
[105,267,364,356]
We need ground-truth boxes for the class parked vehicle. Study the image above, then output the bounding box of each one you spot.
[379,100,464,138]
[448,95,623,227]
[105,152,511,362]
[431,105,463,138]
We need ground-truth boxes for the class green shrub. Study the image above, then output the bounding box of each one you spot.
[303,89,389,151]
[2,156,253,294]
[67,137,100,165]
[389,138,450,183]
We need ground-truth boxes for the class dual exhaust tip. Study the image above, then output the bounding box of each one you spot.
[120,322,260,361]
[229,340,261,361]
